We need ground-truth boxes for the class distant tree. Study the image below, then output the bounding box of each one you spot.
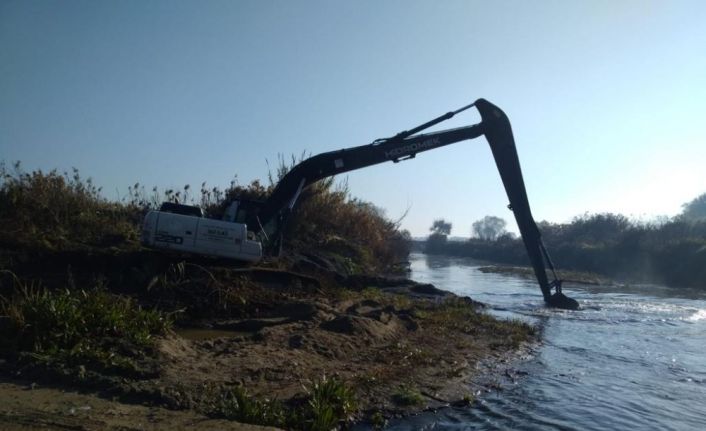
[565,213,631,244]
[681,193,706,222]
[472,216,507,241]
[430,219,452,236]
[497,231,517,242]
[426,219,452,252]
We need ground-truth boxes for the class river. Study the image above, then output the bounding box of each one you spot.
[381,253,706,430]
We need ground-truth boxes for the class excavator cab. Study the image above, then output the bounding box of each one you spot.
[224,199,266,241]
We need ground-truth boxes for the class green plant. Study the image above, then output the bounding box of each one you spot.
[0,273,171,374]
[301,375,357,431]
[211,376,357,431]
[215,386,285,426]
[392,385,424,406]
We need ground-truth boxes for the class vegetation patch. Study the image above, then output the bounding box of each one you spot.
[392,385,424,406]
[212,376,356,431]
[0,274,171,377]
[0,162,141,251]
[419,297,535,348]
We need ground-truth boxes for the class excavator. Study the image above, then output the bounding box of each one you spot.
[141,99,579,310]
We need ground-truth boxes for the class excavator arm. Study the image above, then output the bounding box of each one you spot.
[477,100,578,309]
[251,99,578,309]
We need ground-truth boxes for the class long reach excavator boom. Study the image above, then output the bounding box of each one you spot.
[142,99,579,310]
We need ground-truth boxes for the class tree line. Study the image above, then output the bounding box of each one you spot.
[425,193,706,289]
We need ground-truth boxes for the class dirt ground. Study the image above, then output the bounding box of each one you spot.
[156,289,533,415]
[0,251,538,428]
[0,380,277,431]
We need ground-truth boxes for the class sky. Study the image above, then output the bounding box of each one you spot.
[2,0,705,237]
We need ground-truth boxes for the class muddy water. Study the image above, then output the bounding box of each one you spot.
[382,253,706,431]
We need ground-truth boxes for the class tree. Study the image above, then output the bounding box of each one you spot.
[681,193,706,222]
[565,212,631,244]
[472,216,507,241]
[426,219,452,252]
[429,219,452,236]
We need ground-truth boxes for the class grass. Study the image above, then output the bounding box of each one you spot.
[0,273,172,376]
[213,375,357,431]
[392,385,424,406]
[302,374,357,430]
[419,297,536,348]
[215,386,286,426]
[337,286,413,310]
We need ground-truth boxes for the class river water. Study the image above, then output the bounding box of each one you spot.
[385,253,706,431]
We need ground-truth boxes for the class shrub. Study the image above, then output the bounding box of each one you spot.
[0,162,140,249]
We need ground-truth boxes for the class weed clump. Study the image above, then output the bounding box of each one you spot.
[212,376,357,431]
[300,375,357,430]
[392,385,424,406]
[0,275,171,376]
[214,386,285,426]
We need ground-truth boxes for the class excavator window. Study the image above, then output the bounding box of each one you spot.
[159,202,203,217]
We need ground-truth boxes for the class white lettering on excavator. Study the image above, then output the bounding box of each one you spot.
[384,137,441,159]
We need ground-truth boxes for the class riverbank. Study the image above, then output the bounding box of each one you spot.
[0,247,537,430]
[397,252,706,431]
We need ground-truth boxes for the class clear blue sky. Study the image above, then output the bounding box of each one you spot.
[2,0,705,236]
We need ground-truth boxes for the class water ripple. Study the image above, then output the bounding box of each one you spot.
[379,254,706,431]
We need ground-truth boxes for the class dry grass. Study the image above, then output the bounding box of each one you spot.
[0,162,140,250]
[1,159,411,271]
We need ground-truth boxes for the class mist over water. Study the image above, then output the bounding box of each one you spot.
[376,254,706,430]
